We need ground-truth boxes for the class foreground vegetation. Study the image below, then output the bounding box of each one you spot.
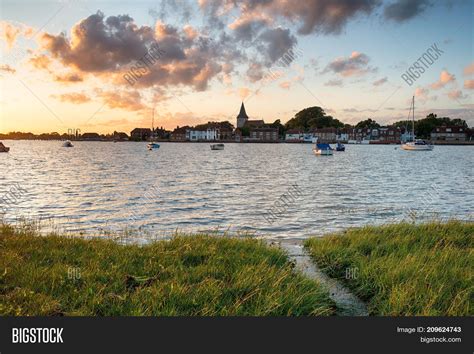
[305,221,473,316]
[0,224,334,316]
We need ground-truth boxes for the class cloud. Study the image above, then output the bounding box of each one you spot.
[257,27,297,66]
[239,87,252,99]
[415,87,429,100]
[279,81,291,89]
[229,15,269,43]
[373,77,387,86]
[29,54,52,71]
[324,79,343,86]
[464,80,474,90]
[96,89,147,111]
[430,70,455,89]
[0,22,21,49]
[198,0,380,38]
[246,62,264,82]
[36,12,236,93]
[447,89,466,101]
[464,61,474,76]
[54,92,91,104]
[40,12,156,72]
[384,0,431,22]
[0,64,16,74]
[324,51,376,77]
[54,72,83,83]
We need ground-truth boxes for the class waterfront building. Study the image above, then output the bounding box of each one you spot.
[314,127,337,143]
[81,132,102,141]
[130,128,152,141]
[285,129,304,142]
[170,126,189,141]
[235,102,279,142]
[431,126,467,141]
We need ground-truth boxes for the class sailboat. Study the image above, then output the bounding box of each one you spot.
[147,107,160,150]
[401,96,433,151]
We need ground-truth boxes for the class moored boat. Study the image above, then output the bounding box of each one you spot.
[335,142,345,151]
[210,143,224,150]
[401,96,434,151]
[401,139,433,151]
[0,142,10,152]
[147,142,160,150]
[147,108,160,150]
[62,140,74,147]
[313,143,333,155]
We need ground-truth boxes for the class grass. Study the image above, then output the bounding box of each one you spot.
[0,224,335,316]
[305,220,473,316]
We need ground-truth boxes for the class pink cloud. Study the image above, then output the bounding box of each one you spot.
[463,61,474,76]
[447,89,466,100]
[430,70,455,89]
[464,79,474,90]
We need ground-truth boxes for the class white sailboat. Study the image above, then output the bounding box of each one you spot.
[147,107,160,150]
[401,96,433,151]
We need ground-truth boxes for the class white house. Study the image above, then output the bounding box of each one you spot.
[186,128,220,141]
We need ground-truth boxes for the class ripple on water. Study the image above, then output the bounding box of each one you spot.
[1,141,473,240]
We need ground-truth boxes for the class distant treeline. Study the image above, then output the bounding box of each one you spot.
[283,108,471,139]
[0,132,122,141]
[1,108,470,140]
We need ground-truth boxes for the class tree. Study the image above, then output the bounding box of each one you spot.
[271,119,286,136]
[285,106,344,131]
[393,114,469,139]
[355,118,380,129]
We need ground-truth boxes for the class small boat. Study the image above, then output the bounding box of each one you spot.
[401,96,434,151]
[335,142,345,151]
[401,139,433,151]
[0,142,10,152]
[62,140,73,147]
[147,108,160,150]
[313,143,333,156]
[210,143,224,150]
[147,142,160,150]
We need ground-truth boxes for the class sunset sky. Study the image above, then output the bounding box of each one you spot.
[1,0,473,134]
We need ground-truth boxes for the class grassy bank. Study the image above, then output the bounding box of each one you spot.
[305,221,473,316]
[0,224,334,316]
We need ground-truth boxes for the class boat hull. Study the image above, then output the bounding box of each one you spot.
[401,143,433,151]
[147,143,160,150]
[313,149,333,155]
[210,144,224,150]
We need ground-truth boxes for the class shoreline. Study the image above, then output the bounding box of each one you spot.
[2,139,474,145]
[1,220,471,316]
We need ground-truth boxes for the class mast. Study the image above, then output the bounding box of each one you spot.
[151,107,155,140]
[412,96,415,141]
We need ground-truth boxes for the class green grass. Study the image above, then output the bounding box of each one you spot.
[0,224,335,316]
[305,221,473,316]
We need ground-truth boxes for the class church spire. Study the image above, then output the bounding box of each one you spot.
[237,102,249,119]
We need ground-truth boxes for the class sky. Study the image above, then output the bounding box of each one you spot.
[0,0,473,134]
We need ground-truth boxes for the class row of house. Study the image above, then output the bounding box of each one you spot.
[285,127,406,144]
[128,103,471,143]
[166,103,279,142]
[430,126,469,141]
[285,126,470,143]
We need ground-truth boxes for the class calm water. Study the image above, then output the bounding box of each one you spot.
[1,141,473,241]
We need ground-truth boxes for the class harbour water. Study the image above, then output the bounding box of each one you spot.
[1,141,473,241]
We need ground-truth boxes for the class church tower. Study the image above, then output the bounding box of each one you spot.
[236,102,249,128]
